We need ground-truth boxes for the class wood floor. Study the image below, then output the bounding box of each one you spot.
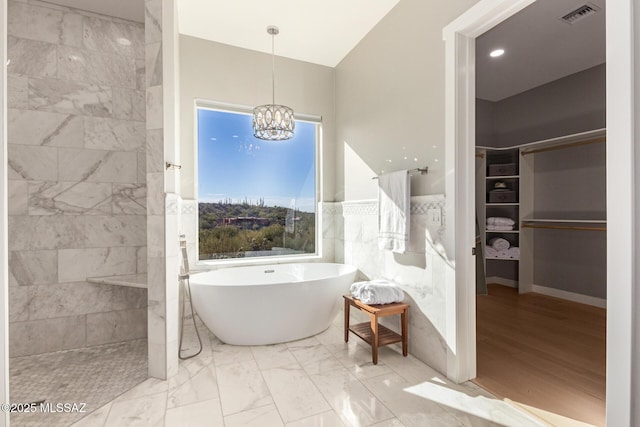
[474,284,606,426]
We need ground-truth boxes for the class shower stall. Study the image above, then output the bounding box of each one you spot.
[4,0,162,424]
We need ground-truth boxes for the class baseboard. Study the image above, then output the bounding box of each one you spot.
[486,276,518,288]
[531,284,607,308]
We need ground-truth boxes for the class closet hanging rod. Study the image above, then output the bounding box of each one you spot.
[520,137,606,156]
[522,224,606,232]
[372,167,428,180]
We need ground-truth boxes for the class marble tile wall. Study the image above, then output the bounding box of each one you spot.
[333,195,450,374]
[7,0,147,357]
[144,0,181,380]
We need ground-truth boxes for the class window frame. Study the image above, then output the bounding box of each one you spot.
[193,99,323,267]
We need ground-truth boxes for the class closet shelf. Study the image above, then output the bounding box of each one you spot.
[522,218,606,224]
[522,223,606,232]
[485,230,519,233]
[486,175,519,180]
[486,256,519,261]
[477,128,606,153]
[486,203,519,206]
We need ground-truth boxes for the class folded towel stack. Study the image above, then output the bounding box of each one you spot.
[486,217,515,231]
[350,279,405,305]
[486,246,520,260]
[486,224,514,231]
[487,217,515,226]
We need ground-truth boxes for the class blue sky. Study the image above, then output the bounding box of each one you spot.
[198,109,317,212]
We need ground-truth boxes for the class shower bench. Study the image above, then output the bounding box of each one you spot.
[87,273,148,289]
[343,295,409,365]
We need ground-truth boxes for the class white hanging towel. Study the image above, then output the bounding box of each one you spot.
[378,170,411,253]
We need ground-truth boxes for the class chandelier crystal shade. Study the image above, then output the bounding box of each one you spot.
[253,26,295,141]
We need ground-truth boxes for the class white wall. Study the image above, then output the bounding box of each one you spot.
[606,0,637,424]
[335,196,450,373]
[632,0,640,422]
[335,0,478,374]
[179,35,336,203]
[335,0,479,200]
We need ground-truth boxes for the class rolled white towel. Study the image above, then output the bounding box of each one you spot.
[497,249,510,258]
[508,247,520,259]
[486,224,514,231]
[489,237,510,251]
[487,217,515,226]
[486,247,498,257]
[354,281,404,305]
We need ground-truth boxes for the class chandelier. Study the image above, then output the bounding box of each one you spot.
[253,26,295,141]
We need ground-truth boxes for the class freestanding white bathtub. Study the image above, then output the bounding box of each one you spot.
[189,263,357,345]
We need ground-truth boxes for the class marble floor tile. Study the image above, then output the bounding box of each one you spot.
[314,324,345,347]
[216,359,273,416]
[362,372,465,427]
[167,354,212,394]
[369,419,407,427]
[289,339,343,376]
[310,367,394,427]
[401,380,542,427]
[104,392,166,427]
[285,336,322,349]
[167,364,219,409]
[212,342,255,366]
[251,343,298,370]
[329,340,395,380]
[261,363,331,423]
[115,377,168,402]
[224,404,285,427]
[285,410,346,427]
[164,397,224,427]
[14,320,548,427]
[379,346,440,383]
[68,402,112,427]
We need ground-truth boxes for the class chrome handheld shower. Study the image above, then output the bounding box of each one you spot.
[178,234,202,360]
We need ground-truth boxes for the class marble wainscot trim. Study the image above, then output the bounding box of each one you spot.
[339,195,445,217]
[87,273,148,289]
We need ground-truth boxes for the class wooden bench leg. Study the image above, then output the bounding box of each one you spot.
[344,298,350,343]
[371,314,379,365]
[401,308,408,357]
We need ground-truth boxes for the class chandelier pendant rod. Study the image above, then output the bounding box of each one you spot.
[271,31,275,106]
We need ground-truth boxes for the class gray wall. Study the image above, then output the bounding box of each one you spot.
[478,63,606,147]
[532,142,606,298]
[179,35,336,203]
[476,98,495,147]
[7,0,147,357]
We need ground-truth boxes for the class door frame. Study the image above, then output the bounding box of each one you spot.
[443,1,635,426]
[1,0,8,424]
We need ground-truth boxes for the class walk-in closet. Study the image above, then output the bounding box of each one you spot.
[472,0,606,425]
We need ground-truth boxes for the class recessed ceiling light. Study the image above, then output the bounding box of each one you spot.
[490,49,505,58]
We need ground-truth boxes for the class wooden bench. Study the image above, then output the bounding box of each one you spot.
[343,294,409,365]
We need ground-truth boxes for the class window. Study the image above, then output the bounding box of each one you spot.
[197,104,320,261]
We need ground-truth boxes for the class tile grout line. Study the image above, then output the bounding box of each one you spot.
[248,346,287,427]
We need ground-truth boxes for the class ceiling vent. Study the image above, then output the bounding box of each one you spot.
[560,3,600,24]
